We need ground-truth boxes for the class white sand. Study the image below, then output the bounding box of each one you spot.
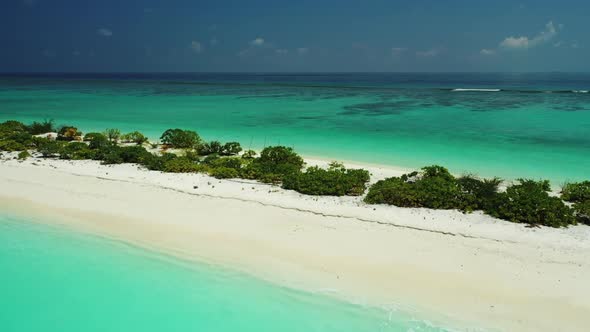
[0,153,589,331]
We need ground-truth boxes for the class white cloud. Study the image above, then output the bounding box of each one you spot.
[190,41,203,54]
[97,28,113,37]
[391,47,407,56]
[499,21,558,50]
[250,38,265,46]
[416,49,439,57]
[480,48,496,55]
[297,47,309,55]
[571,41,580,49]
[275,49,289,55]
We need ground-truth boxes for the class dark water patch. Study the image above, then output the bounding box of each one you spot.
[339,100,423,116]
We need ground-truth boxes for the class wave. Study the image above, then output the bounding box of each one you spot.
[452,88,501,92]
[449,88,589,94]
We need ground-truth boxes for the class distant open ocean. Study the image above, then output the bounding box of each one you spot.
[1,72,589,182]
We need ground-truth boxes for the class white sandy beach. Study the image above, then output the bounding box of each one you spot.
[1,153,589,331]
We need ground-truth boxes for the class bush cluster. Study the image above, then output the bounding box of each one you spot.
[282,163,370,196]
[561,181,590,225]
[2,120,587,229]
[365,167,576,228]
[160,129,201,148]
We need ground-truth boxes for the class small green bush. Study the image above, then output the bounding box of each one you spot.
[17,150,30,160]
[27,119,55,135]
[118,146,151,164]
[84,132,107,142]
[38,140,64,157]
[221,142,242,156]
[457,175,502,212]
[104,128,121,142]
[561,181,590,203]
[160,129,201,148]
[364,166,465,210]
[0,140,27,152]
[210,167,239,179]
[242,149,257,159]
[0,120,27,138]
[141,153,177,171]
[209,157,243,170]
[121,131,149,145]
[573,201,590,225]
[488,179,575,228]
[163,157,204,173]
[60,142,94,160]
[282,165,370,196]
[198,140,223,155]
[88,134,110,150]
[247,146,304,183]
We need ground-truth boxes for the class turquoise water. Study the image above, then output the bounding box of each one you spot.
[0,214,452,332]
[1,73,589,182]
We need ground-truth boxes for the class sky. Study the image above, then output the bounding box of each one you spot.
[1,0,588,72]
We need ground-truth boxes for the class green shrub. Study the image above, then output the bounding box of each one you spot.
[118,146,151,164]
[198,140,223,155]
[7,132,33,145]
[221,142,242,156]
[457,175,502,212]
[162,157,204,173]
[88,134,110,150]
[242,149,257,159]
[561,181,590,203]
[209,157,243,170]
[104,128,121,142]
[488,179,575,228]
[364,166,465,210]
[202,153,221,165]
[0,120,27,138]
[121,131,149,145]
[60,142,94,160]
[84,132,107,142]
[247,146,304,183]
[573,201,590,225]
[57,126,82,141]
[183,150,201,162]
[139,153,176,171]
[17,150,30,160]
[210,167,239,179]
[160,129,201,148]
[26,119,55,135]
[101,149,124,164]
[38,140,64,157]
[282,165,370,196]
[0,140,26,152]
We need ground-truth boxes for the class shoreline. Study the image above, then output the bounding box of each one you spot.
[1,156,590,331]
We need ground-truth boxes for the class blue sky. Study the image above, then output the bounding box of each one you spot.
[1,0,588,72]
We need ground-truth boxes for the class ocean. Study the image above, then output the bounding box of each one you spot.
[0,214,452,332]
[1,72,589,182]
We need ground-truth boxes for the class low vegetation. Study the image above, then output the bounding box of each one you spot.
[282,162,370,196]
[365,166,576,227]
[1,119,586,228]
[561,181,590,225]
